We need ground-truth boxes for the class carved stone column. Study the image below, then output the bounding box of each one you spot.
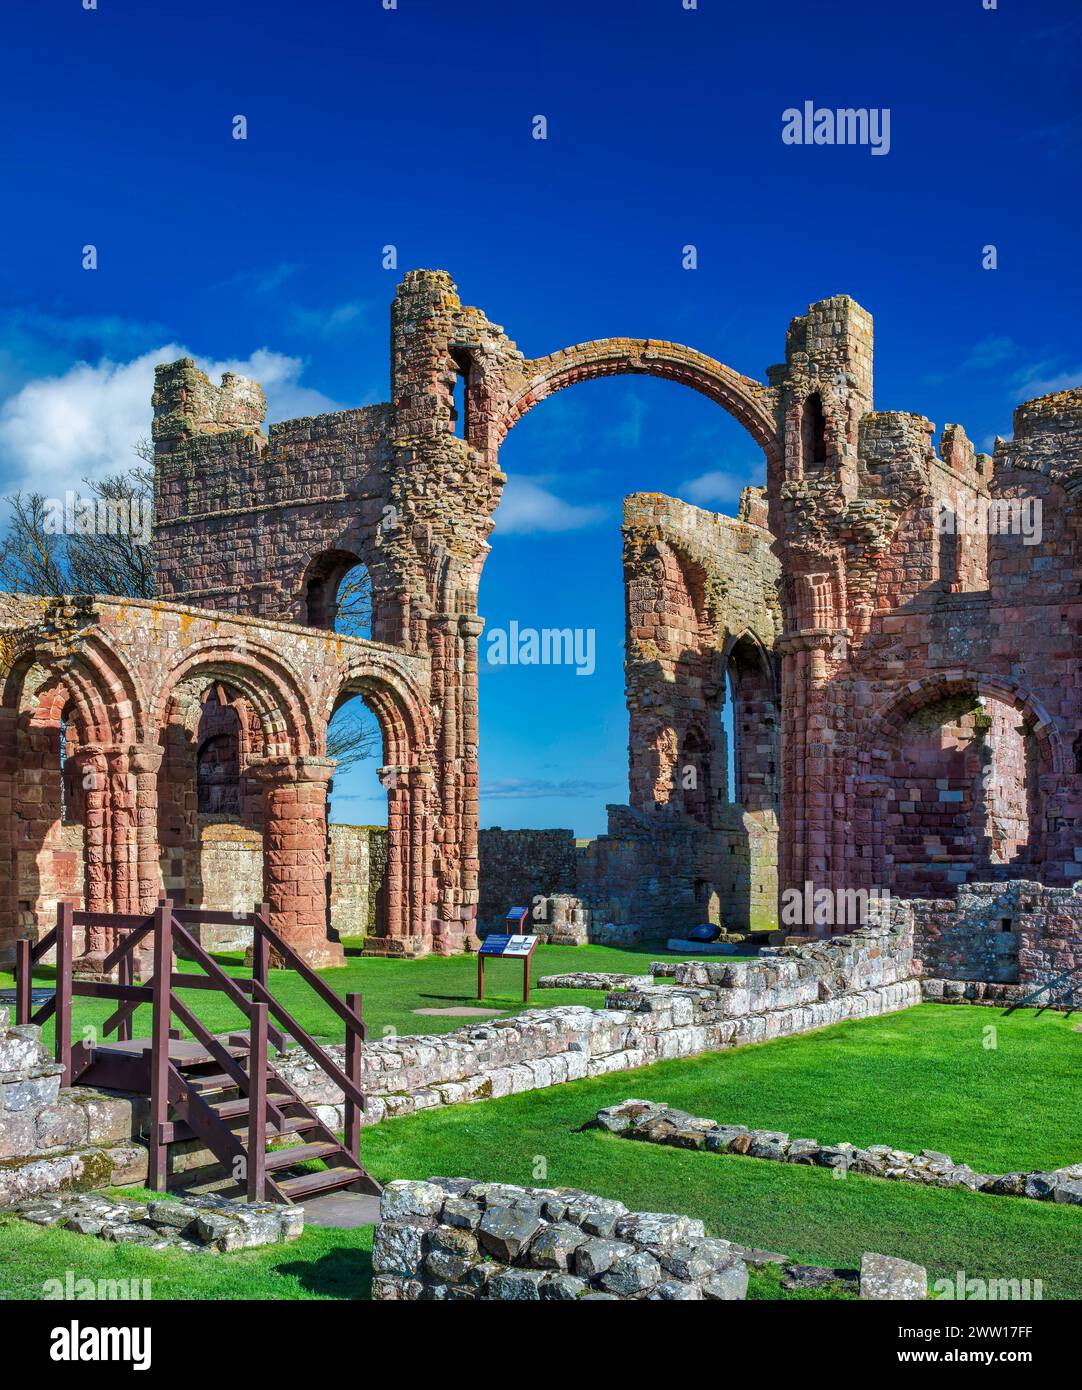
[458,614,484,949]
[252,756,342,969]
[129,744,164,914]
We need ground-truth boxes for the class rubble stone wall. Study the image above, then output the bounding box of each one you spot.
[912,880,1082,993]
[477,828,577,931]
[372,1177,751,1301]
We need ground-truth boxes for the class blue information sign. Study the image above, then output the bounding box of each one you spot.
[477,928,539,1002]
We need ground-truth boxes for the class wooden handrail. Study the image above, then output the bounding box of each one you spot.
[29,926,58,966]
[253,908,366,1041]
[167,923,289,1052]
[30,996,58,1028]
[247,1003,268,1201]
[14,939,31,1025]
[102,917,154,974]
[54,902,73,1084]
[247,977,367,1113]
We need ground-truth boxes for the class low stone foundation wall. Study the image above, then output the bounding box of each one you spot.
[373,1177,752,1301]
[922,977,1077,1010]
[274,921,921,1130]
[8,1190,303,1253]
[597,1099,1082,1205]
[371,1178,928,1301]
[536,971,653,991]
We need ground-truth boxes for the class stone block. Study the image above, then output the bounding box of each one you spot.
[860,1252,928,1300]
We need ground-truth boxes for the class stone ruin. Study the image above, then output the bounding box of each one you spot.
[371,1177,929,1301]
[0,269,1079,976]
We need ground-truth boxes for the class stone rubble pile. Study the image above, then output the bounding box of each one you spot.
[597,1100,1082,1205]
[276,925,920,1131]
[371,1178,928,1301]
[4,1190,304,1253]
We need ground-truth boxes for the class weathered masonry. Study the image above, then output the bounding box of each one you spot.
[1,270,1080,966]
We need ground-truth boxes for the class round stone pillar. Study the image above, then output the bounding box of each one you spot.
[129,744,164,914]
[252,756,343,969]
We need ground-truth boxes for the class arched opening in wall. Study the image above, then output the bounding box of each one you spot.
[876,690,1040,899]
[195,687,244,816]
[302,550,372,638]
[801,391,827,470]
[53,703,89,919]
[713,636,780,932]
[326,690,389,945]
[3,670,94,950]
[450,349,472,440]
[680,725,710,823]
[726,636,779,815]
[479,371,779,938]
[158,681,264,924]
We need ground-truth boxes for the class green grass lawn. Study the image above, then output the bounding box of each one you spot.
[0,938,728,1052]
[0,1002,1077,1300]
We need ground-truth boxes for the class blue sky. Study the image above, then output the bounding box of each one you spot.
[2,0,1079,835]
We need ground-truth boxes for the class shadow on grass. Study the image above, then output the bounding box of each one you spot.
[277,1245,374,1300]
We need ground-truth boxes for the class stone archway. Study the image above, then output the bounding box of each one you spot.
[318,648,439,955]
[0,630,147,965]
[857,673,1062,898]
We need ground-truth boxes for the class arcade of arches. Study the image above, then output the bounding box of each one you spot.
[2,270,1080,970]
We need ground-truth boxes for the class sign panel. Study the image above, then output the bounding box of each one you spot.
[479,933,538,958]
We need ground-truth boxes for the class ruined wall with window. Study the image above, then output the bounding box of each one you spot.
[576,490,782,935]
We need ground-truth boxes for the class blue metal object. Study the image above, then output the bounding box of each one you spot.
[688,923,722,943]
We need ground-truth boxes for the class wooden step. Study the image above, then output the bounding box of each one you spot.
[208,1093,294,1120]
[229,1114,317,1142]
[185,1071,243,1093]
[274,1166,365,1199]
[264,1142,343,1172]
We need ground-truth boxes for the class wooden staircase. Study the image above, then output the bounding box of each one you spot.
[166,1043,380,1204]
[17,900,382,1206]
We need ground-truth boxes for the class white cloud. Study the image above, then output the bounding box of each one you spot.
[962,336,1019,371]
[288,301,371,337]
[493,476,607,535]
[677,468,751,507]
[1010,362,1082,400]
[0,345,341,497]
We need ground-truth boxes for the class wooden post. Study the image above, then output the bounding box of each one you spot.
[477,952,485,1001]
[524,952,531,1005]
[117,921,133,1044]
[147,901,173,1192]
[253,902,270,998]
[15,938,31,1026]
[345,991,363,1162]
[55,902,74,1085]
[247,1001,268,1202]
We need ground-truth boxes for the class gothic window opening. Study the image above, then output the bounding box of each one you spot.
[302,551,371,638]
[801,391,827,469]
